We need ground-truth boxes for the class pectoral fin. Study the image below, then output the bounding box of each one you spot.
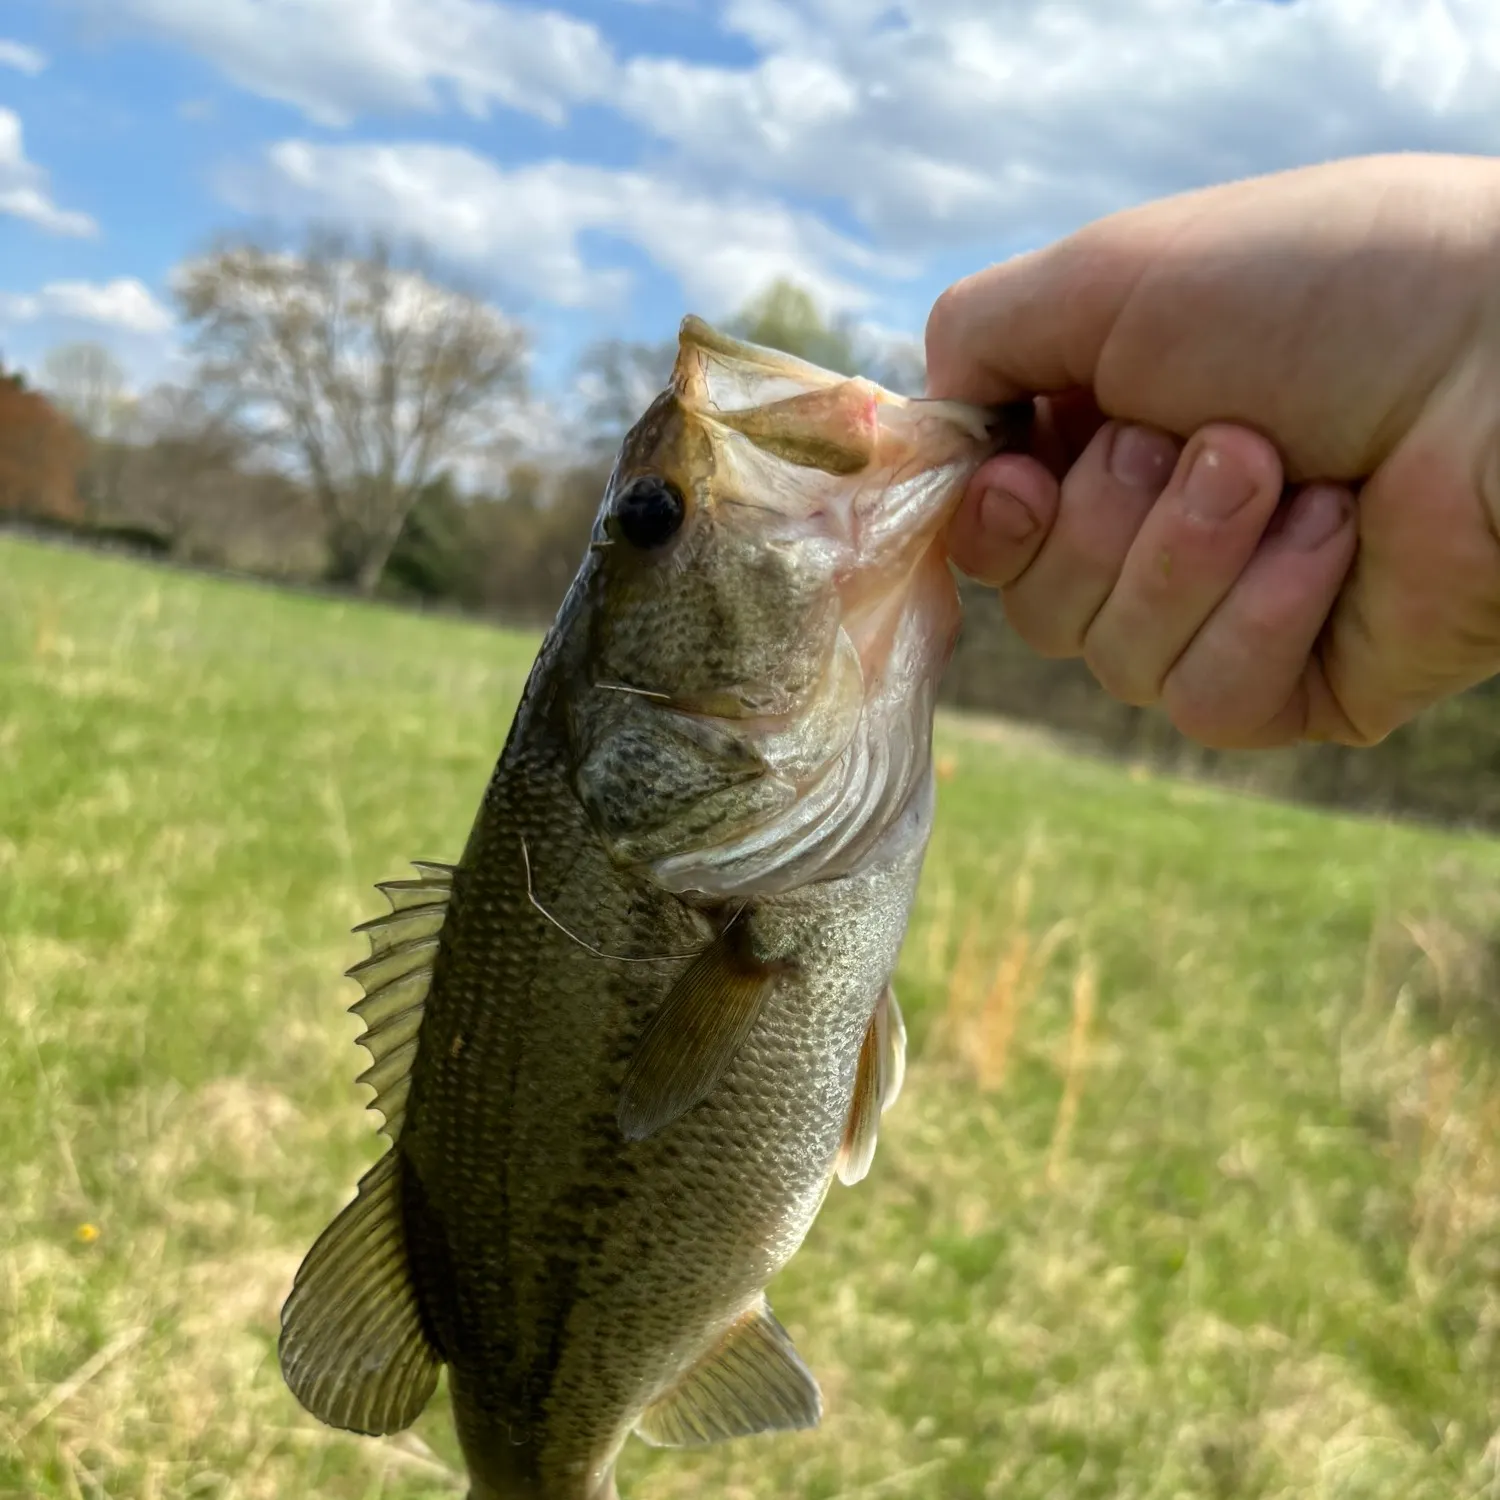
[878,983,907,1113]
[617,929,781,1142]
[635,1297,822,1448]
[278,1153,441,1436]
[836,1007,882,1187]
[836,984,906,1187]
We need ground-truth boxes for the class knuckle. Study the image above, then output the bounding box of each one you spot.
[923,280,972,362]
[1082,632,1159,707]
[1162,689,1257,750]
[1002,593,1084,659]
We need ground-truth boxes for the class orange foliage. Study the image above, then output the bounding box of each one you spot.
[0,371,82,522]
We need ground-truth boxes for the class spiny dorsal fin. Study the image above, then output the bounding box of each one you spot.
[634,1297,822,1448]
[279,1153,442,1436]
[347,860,454,1142]
[836,984,906,1187]
[617,926,782,1143]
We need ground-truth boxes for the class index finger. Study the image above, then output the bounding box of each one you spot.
[922,228,1151,405]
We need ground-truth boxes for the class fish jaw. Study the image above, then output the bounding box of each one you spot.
[670,314,1012,677]
[573,317,1027,900]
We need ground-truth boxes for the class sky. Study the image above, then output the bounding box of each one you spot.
[3,0,1500,399]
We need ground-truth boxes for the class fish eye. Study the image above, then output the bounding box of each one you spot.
[612,475,685,550]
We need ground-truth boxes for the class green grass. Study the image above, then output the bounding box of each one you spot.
[2,533,1498,1500]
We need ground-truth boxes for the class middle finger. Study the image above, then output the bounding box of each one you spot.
[1083,425,1286,705]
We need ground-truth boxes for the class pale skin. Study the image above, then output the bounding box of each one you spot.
[924,153,1500,750]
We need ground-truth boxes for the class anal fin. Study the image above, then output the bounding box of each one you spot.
[279,1152,441,1436]
[617,926,783,1142]
[635,1297,822,1448]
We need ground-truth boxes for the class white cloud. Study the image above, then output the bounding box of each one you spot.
[0,109,95,237]
[228,139,904,316]
[0,38,47,74]
[89,0,1500,232]
[615,0,1500,252]
[0,279,174,334]
[94,0,612,128]
[82,0,1500,339]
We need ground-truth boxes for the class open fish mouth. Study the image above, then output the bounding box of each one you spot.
[658,317,1030,707]
[577,318,1032,902]
[673,315,1028,574]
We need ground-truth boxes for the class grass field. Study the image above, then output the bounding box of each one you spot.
[2,532,1498,1500]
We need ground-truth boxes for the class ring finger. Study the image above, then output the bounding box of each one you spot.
[1002,419,1182,657]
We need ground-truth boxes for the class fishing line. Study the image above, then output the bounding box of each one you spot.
[519,835,742,965]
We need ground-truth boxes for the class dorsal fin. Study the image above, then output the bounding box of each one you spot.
[278,860,456,1436]
[279,1153,442,1435]
[634,1297,822,1448]
[346,860,454,1142]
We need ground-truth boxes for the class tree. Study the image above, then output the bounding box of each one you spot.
[120,382,247,556]
[175,232,528,593]
[574,283,928,467]
[40,342,132,440]
[728,279,926,393]
[861,335,926,397]
[576,336,676,454]
[39,341,138,519]
[728,279,858,374]
[0,367,82,522]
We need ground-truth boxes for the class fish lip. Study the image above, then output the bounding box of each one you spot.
[842,394,1009,565]
[663,314,1028,672]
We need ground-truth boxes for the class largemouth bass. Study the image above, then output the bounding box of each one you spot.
[280,317,1023,1499]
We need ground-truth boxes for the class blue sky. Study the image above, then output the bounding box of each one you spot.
[3,0,1500,400]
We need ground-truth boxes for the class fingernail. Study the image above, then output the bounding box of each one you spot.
[1182,441,1257,522]
[1281,484,1350,551]
[979,486,1041,545]
[1107,423,1178,492]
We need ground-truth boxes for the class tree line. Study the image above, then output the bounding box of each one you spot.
[5,230,1500,833]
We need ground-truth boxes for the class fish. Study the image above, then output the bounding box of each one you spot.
[278,315,1027,1500]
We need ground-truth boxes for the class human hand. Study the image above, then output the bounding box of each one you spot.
[925,153,1500,748]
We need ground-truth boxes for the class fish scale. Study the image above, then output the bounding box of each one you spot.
[278,316,1026,1499]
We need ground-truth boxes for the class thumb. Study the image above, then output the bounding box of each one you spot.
[923,227,1151,405]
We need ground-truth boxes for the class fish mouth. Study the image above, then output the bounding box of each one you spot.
[660,315,1030,712]
[672,314,1028,617]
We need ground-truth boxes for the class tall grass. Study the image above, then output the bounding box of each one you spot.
[2,534,1497,1499]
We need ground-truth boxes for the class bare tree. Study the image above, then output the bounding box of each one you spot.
[119,382,247,556]
[575,336,676,454]
[175,232,528,593]
[860,335,926,397]
[39,341,139,518]
[41,342,131,437]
